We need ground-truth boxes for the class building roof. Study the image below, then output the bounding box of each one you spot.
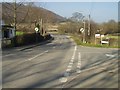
[1,25,14,31]
[2,25,14,28]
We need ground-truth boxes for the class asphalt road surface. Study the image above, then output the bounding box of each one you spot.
[2,34,119,88]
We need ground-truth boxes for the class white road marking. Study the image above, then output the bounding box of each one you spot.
[3,54,15,57]
[72,57,74,59]
[61,46,77,84]
[59,77,68,83]
[71,60,74,63]
[78,63,81,66]
[67,65,72,68]
[105,54,115,57]
[67,46,77,71]
[76,52,82,73]
[53,47,56,48]
[76,69,81,73]
[69,62,73,65]
[66,68,71,72]
[46,43,54,45]
[71,58,74,60]
[27,50,48,61]
[63,60,118,88]
[77,66,81,68]
[44,50,49,53]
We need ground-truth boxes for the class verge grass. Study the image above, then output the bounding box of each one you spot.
[70,34,119,48]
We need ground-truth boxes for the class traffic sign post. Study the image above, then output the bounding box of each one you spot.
[35,27,39,42]
[35,27,39,33]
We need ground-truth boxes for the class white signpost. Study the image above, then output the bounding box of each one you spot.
[95,34,100,38]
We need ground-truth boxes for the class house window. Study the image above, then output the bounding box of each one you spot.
[10,30,12,34]
[4,30,9,38]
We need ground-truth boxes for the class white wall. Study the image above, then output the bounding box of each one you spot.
[9,29,15,38]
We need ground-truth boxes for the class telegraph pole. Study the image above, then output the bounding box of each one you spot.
[83,20,86,43]
[13,0,17,46]
[14,0,17,36]
[88,14,90,36]
[87,14,91,43]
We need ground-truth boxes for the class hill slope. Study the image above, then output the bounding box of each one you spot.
[2,3,65,24]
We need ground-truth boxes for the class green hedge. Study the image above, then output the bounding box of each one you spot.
[2,33,52,48]
[15,33,44,46]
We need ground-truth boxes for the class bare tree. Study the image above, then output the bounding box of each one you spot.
[70,12,84,22]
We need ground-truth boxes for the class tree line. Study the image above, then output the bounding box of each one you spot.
[58,12,119,35]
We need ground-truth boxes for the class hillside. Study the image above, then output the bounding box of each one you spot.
[2,3,66,24]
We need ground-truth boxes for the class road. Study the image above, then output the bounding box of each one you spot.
[2,34,119,88]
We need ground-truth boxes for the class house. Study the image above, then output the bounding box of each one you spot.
[0,20,15,48]
[0,20,15,39]
[0,24,15,48]
[2,25,15,39]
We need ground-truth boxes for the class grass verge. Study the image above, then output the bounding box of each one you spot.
[70,34,119,48]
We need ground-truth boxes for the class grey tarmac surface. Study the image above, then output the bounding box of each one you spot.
[2,34,119,88]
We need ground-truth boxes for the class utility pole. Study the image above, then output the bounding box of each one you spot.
[13,0,17,46]
[14,0,16,36]
[88,14,91,43]
[83,20,86,43]
[40,18,43,35]
[88,14,90,36]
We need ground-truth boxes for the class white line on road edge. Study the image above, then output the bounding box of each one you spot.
[27,50,48,61]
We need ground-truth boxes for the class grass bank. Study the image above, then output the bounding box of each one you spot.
[70,34,119,48]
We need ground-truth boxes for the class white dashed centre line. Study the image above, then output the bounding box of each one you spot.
[27,50,48,61]
[76,52,82,73]
[60,46,77,83]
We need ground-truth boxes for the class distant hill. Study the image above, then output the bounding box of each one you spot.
[2,3,66,24]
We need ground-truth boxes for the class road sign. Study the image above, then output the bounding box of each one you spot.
[35,27,39,32]
[80,28,84,33]
[101,35,105,38]
[95,34,100,38]
[101,41,109,44]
